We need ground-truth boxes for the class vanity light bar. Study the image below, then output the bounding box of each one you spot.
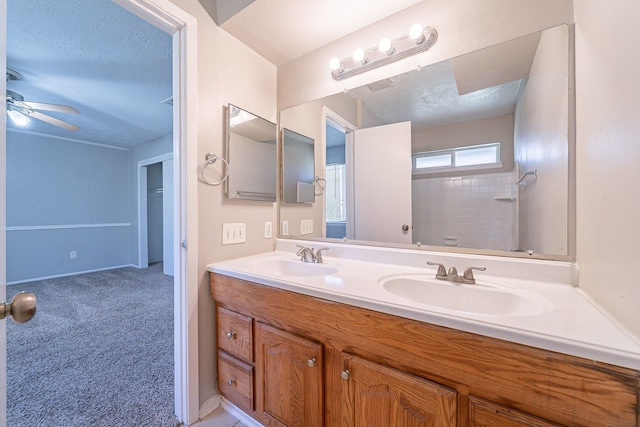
[330,25,438,81]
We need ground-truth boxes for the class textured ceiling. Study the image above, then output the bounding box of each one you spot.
[6,0,172,148]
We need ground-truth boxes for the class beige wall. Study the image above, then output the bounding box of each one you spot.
[168,0,278,406]
[575,1,640,339]
[412,114,515,177]
[514,24,570,256]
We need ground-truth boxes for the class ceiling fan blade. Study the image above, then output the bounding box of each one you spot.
[22,101,79,114]
[27,110,80,131]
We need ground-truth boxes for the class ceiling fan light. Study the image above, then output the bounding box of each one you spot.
[7,110,30,126]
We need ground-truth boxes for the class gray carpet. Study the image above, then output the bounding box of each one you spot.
[6,263,180,427]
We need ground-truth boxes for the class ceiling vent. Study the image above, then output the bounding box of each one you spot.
[367,78,396,93]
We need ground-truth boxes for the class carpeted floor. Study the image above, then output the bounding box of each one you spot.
[6,263,180,427]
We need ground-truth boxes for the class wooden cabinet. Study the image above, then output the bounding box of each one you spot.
[256,322,324,426]
[211,273,640,427]
[468,396,562,427]
[341,354,457,427]
[216,306,255,412]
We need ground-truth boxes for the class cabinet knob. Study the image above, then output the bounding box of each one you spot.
[340,369,350,380]
[307,358,316,368]
[227,378,235,386]
[226,331,236,339]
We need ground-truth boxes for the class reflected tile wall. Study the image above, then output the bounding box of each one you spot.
[412,171,516,251]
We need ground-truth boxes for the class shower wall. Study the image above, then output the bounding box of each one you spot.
[412,171,517,251]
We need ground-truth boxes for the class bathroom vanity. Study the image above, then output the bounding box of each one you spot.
[208,241,640,426]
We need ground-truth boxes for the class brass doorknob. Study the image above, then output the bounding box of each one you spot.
[1,292,37,323]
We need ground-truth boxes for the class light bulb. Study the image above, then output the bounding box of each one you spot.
[378,38,394,55]
[353,48,367,64]
[409,24,425,44]
[7,110,30,126]
[329,57,342,71]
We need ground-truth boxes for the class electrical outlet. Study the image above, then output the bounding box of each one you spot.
[70,251,77,259]
[222,223,247,245]
[282,221,289,236]
[264,221,273,239]
[300,219,313,235]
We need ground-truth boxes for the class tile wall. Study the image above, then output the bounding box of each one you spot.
[412,171,517,251]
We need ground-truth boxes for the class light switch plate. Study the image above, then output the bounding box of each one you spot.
[264,221,273,239]
[282,221,289,236]
[222,223,246,245]
[300,219,313,235]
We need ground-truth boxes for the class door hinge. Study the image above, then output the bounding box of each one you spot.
[181,239,187,250]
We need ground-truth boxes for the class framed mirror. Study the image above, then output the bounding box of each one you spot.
[279,24,573,260]
[225,104,277,202]
[281,128,315,203]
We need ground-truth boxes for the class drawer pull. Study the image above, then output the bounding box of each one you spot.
[341,369,350,380]
[226,331,236,339]
[307,358,316,368]
[227,378,235,386]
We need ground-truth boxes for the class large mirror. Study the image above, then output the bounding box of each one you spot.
[279,25,573,259]
[281,128,315,203]
[226,104,277,202]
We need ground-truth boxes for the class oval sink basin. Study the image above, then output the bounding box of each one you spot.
[250,258,340,277]
[381,275,551,316]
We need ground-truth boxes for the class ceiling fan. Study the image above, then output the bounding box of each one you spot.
[6,68,80,131]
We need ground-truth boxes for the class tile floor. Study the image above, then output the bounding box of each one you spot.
[190,407,249,427]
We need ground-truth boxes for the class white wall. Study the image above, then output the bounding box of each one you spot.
[514,25,569,256]
[575,1,640,339]
[167,0,278,406]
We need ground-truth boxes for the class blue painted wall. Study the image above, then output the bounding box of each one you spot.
[7,131,132,283]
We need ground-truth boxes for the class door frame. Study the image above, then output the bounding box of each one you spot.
[0,0,199,425]
[138,153,173,269]
[112,0,200,423]
[323,107,357,239]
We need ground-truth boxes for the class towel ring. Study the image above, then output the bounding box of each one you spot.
[200,153,229,186]
[314,176,326,196]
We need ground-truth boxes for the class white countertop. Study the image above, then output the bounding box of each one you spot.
[208,239,640,370]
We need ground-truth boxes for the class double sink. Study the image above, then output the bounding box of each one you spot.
[247,255,552,317]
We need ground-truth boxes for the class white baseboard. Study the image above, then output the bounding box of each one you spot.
[6,264,138,285]
[199,394,221,420]
[221,398,264,427]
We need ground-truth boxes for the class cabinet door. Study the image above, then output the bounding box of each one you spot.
[469,396,562,427]
[341,354,456,427]
[256,322,323,427]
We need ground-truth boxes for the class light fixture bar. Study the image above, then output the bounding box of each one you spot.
[7,109,31,126]
[331,26,438,81]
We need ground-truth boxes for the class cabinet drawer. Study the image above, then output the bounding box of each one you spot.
[217,305,253,362]
[218,351,254,412]
[469,396,562,427]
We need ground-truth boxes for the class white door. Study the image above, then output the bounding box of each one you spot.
[353,121,413,244]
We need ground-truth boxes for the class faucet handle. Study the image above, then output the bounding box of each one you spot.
[315,247,329,263]
[296,245,314,262]
[462,266,486,284]
[427,262,447,279]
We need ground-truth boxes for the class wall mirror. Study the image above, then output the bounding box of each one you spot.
[226,104,277,202]
[278,24,573,260]
[281,128,315,203]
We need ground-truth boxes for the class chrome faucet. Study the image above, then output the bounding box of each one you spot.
[296,246,315,262]
[296,246,329,263]
[427,262,485,284]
